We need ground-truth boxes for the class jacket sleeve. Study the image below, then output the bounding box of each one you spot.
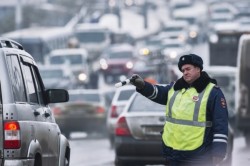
[210,87,229,158]
[136,81,172,105]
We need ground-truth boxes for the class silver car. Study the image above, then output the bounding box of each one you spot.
[114,92,167,166]
[0,38,70,166]
[106,85,135,148]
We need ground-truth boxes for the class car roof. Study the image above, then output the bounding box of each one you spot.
[49,48,88,57]
[75,23,109,32]
[121,92,165,115]
[111,85,135,104]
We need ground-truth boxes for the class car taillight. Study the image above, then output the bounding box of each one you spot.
[4,121,21,149]
[96,106,105,113]
[52,107,61,116]
[115,116,131,136]
[111,105,118,118]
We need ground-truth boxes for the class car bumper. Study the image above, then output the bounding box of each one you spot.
[115,136,165,164]
[4,159,34,166]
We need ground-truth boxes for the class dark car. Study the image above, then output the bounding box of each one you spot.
[99,44,137,83]
[51,89,108,138]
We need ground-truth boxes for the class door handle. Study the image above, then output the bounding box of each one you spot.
[44,112,50,118]
[33,110,40,116]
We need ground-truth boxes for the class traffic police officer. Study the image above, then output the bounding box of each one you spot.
[130,54,228,166]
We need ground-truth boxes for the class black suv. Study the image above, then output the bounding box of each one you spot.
[0,38,70,166]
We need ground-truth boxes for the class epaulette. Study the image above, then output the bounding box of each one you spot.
[214,85,220,89]
[169,81,175,87]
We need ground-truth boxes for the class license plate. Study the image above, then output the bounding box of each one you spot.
[142,126,162,136]
[111,68,122,74]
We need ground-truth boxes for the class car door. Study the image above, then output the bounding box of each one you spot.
[20,57,50,166]
[33,65,60,166]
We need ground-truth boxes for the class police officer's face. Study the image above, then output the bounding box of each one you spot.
[181,64,201,84]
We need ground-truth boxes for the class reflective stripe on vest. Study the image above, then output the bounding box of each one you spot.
[162,83,215,151]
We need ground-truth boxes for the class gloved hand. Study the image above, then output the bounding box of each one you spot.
[130,74,145,90]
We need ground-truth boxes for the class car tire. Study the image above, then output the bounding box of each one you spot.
[109,134,115,149]
[115,157,126,166]
[64,156,70,166]
[244,132,250,147]
[34,154,42,166]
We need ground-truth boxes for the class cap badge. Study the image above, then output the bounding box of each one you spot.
[192,96,199,102]
[182,57,185,61]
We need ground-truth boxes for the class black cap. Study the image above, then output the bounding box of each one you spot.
[178,54,203,71]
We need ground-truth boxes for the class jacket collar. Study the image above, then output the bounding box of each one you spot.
[173,71,217,93]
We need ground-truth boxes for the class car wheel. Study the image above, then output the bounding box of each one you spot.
[109,134,115,149]
[34,154,42,166]
[64,156,70,166]
[115,157,126,166]
[244,132,250,147]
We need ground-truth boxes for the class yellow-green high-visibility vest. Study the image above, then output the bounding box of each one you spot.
[162,83,215,151]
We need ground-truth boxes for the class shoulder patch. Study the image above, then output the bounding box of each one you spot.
[220,98,227,108]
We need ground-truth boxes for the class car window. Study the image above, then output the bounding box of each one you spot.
[69,93,100,102]
[6,55,27,102]
[50,54,84,65]
[21,63,39,104]
[40,69,64,79]
[109,51,133,59]
[212,76,230,87]
[32,66,45,105]
[129,94,165,112]
[117,89,134,101]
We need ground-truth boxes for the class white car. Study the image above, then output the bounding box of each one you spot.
[45,48,92,87]
[38,64,76,89]
[106,85,135,148]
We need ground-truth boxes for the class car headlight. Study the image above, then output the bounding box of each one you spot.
[169,51,177,59]
[178,34,186,42]
[189,31,197,38]
[100,59,108,70]
[139,48,150,56]
[209,34,218,43]
[126,61,133,69]
[78,73,87,81]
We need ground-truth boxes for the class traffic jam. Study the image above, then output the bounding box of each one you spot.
[0,0,250,166]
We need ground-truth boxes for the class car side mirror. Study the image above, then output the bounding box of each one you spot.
[45,89,69,104]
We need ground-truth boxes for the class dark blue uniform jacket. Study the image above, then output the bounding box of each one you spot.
[136,71,228,163]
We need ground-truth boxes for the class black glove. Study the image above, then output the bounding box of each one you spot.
[130,74,145,90]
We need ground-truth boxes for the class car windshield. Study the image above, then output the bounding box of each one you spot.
[129,94,165,112]
[76,31,106,43]
[69,93,100,102]
[145,39,162,46]
[117,89,135,101]
[109,51,133,59]
[40,69,64,79]
[164,43,181,48]
[212,76,231,87]
[49,54,83,65]
[163,27,183,31]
